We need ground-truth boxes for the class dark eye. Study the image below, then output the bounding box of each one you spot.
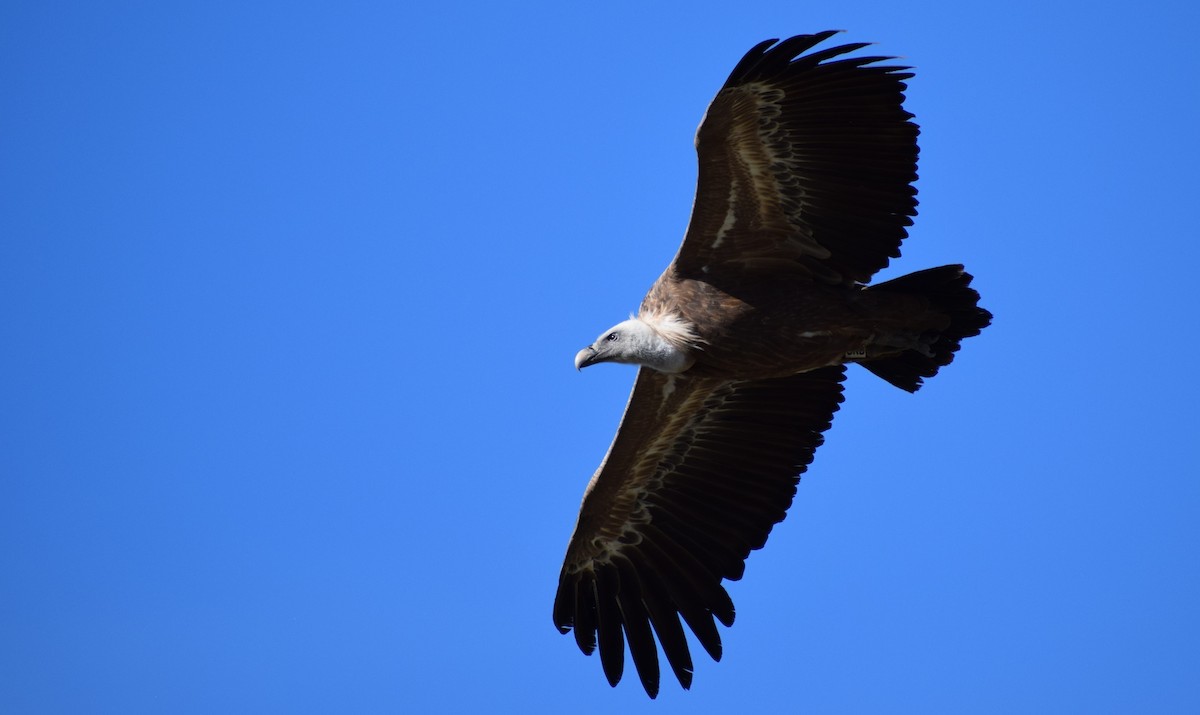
[606,333,619,341]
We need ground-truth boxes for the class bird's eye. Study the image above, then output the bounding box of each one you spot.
[606,333,618,341]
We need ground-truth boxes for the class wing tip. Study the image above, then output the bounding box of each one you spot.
[722,30,911,89]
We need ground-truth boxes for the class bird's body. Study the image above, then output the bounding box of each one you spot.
[556,31,991,698]
[637,270,944,379]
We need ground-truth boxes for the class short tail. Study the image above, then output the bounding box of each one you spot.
[860,265,992,392]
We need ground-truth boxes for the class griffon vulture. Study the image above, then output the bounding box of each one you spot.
[554,31,991,697]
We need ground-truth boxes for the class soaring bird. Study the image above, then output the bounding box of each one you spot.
[554,31,991,697]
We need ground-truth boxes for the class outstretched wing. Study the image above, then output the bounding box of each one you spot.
[553,366,846,697]
[674,31,919,285]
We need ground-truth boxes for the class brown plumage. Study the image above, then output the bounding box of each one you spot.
[556,31,991,697]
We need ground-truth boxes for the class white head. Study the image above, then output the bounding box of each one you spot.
[574,317,696,373]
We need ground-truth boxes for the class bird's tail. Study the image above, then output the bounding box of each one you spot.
[859,264,991,392]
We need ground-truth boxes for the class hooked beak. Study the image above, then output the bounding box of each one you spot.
[574,345,599,370]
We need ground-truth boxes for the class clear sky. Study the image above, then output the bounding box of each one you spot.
[3,1,1198,713]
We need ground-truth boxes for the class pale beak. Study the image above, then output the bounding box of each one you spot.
[574,346,598,370]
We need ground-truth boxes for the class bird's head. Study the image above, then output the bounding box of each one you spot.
[574,318,695,373]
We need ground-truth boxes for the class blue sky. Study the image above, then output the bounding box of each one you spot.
[3,1,1199,712]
